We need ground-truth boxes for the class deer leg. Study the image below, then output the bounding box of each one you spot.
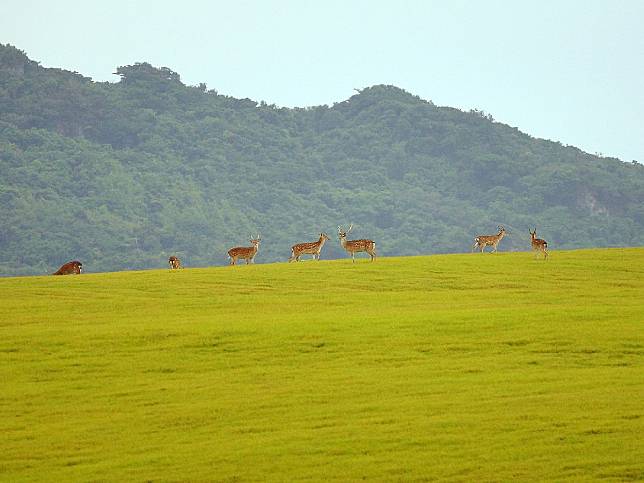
[352,252,355,263]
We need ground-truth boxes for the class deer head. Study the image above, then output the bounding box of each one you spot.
[338,224,353,240]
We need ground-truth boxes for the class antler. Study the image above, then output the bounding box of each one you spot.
[347,223,353,233]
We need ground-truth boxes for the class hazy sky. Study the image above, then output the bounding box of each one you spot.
[2,1,643,162]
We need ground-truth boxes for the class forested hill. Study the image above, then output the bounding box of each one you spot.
[1,44,643,275]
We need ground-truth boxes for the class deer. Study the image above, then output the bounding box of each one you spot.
[228,235,261,265]
[52,260,83,275]
[472,226,507,253]
[289,233,330,262]
[338,224,376,262]
[168,256,182,269]
[530,228,548,259]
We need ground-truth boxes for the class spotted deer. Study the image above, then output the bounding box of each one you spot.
[289,233,330,262]
[228,235,261,265]
[338,224,376,262]
[168,256,182,269]
[472,226,507,253]
[52,260,83,275]
[530,228,548,259]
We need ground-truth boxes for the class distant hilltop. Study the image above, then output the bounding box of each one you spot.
[1,43,643,275]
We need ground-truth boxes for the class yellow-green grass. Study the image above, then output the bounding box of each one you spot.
[1,248,643,481]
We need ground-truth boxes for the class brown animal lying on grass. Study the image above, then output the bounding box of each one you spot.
[168,256,182,269]
[52,260,83,275]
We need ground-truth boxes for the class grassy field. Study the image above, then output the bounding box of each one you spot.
[1,248,643,481]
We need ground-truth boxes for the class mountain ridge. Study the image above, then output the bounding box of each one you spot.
[1,43,642,275]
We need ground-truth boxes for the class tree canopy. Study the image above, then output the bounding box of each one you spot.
[1,43,643,275]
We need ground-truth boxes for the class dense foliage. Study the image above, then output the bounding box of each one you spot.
[1,44,643,274]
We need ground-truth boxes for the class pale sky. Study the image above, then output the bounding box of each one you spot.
[2,0,643,162]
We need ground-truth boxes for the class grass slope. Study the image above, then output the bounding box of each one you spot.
[1,248,643,481]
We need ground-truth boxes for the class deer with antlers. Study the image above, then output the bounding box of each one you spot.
[472,226,507,253]
[530,228,548,259]
[338,224,376,262]
[289,233,330,262]
[228,235,261,265]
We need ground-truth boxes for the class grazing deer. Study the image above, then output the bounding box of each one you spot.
[52,260,83,275]
[168,256,182,269]
[289,233,330,262]
[338,224,376,262]
[530,228,548,259]
[472,226,507,253]
[228,235,261,265]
